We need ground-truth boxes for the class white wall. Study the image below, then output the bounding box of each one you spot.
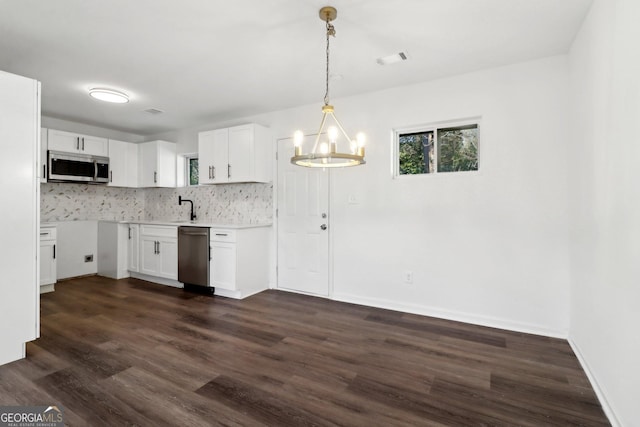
[150,55,572,336]
[567,0,640,425]
[331,58,571,336]
[54,220,98,279]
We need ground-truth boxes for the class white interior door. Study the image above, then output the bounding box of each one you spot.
[277,138,330,296]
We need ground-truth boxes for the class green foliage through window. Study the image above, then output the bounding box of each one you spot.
[399,131,434,174]
[189,158,199,186]
[398,123,478,175]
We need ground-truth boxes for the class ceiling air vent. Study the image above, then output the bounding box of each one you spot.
[376,51,409,66]
[144,108,164,115]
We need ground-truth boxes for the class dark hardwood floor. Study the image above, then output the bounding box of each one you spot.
[0,276,609,426]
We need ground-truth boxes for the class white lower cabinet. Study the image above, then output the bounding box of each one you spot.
[211,241,236,290]
[39,226,57,293]
[139,225,177,280]
[128,224,139,272]
[210,227,269,298]
[125,223,268,297]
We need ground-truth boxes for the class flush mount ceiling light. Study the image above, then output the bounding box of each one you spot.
[88,87,129,104]
[291,6,366,168]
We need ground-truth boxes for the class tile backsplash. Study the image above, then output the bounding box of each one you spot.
[41,183,144,222]
[40,183,273,224]
[145,184,273,224]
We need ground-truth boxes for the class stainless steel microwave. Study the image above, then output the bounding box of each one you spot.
[48,150,110,183]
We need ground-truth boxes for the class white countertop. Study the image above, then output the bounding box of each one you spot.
[42,220,271,229]
[106,220,271,229]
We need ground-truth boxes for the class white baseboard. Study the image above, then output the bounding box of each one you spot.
[568,338,620,427]
[129,272,183,288]
[332,292,568,339]
[0,342,26,366]
[214,286,268,299]
[40,283,55,294]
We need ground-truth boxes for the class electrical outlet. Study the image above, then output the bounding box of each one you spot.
[403,270,413,284]
[84,254,93,263]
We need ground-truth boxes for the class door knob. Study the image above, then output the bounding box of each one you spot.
[321,213,327,218]
[320,224,327,230]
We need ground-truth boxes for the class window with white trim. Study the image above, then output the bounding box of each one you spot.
[395,121,479,176]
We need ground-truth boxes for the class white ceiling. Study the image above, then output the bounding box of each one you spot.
[0,0,592,136]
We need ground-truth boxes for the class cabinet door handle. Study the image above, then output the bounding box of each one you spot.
[110,170,113,182]
[157,241,160,254]
[215,233,228,237]
[53,244,56,259]
[128,227,132,240]
[82,137,85,151]
[212,166,216,180]
[42,164,46,179]
[76,137,80,150]
[228,164,231,178]
[209,246,212,261]
[154,171,157,183]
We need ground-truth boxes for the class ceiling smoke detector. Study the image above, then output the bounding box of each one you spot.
[376,52,409,65]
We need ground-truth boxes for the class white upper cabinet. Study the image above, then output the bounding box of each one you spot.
[198,123,272,184]
[198,128,228,184]
[48,129,109,157]
[108,139,138,187]
[138,140,176,188]
[39,127,48,183]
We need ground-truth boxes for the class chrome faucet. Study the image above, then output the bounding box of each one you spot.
[178,196,196,221]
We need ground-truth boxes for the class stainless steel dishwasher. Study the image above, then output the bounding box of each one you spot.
[178,226,212,293]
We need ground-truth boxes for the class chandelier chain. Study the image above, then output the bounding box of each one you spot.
[324,19,334,106]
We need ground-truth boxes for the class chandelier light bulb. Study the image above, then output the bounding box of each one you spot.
[357,132,366,147]
[328,126,338,142]
[320,142,329,154]
[350,140,358,154]
[293,130,304,156]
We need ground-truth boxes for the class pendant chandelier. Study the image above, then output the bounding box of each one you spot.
[291,6,366,168]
